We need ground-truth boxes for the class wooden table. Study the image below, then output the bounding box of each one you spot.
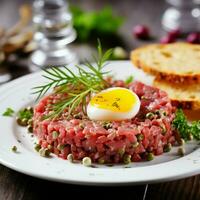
[0,0,200,199]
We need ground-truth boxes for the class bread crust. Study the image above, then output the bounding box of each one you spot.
[153,78,200,110]
[131,43,200,84]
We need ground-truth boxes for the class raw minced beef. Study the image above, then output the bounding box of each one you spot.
[33,81,176,163]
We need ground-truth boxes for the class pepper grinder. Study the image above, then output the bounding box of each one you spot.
[30,0,77,70]
[162,0,200,32]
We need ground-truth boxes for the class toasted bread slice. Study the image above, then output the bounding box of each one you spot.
[153,78,200,110]
[131,43,200,83]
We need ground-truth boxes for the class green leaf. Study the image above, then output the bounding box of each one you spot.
[18,108,33,120]
[125,76,134,84]
[2,107,15,117]
[173,109,200,140]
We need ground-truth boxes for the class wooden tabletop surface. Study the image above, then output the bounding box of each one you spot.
[0,0,200,199]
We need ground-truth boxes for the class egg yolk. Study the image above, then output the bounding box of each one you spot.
[90,88,137,112]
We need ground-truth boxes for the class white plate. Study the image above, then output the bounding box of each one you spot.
[0,61,200,185]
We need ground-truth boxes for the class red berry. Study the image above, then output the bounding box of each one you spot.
[167,29,181,39]
[133,25,150,39]
[160,35,176,44]
[186,33,200,44]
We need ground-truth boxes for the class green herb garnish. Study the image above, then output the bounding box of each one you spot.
[125,76,134,84]
[71,6,123,41]
[18,108,33,121]
[2,107,15,117]
[33,41,112,119]
[173,109,200,140]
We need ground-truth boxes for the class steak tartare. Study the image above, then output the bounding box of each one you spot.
[33,80,176,164]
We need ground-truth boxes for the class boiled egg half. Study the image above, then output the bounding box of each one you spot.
[87,87,140,121]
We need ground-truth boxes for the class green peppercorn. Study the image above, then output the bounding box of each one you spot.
[160,124,167,135]
[67,154,74,163]
[27,106,33,113]
[39,148,50,157]
[136,134,144,141]
[52,131,59,139]
[34,144,41,152]
[146,112,154,119]
[155,110,167,118]
[11,145,17,152]
[179,138,185,146]
[47,144,52,150]
[112,46,128,59]
[163,143,172,152]
[177,147,185,156]
[132,142,139,148]
[28,119,33,126]
[147,153,154,161]
[98,157,105,164]
[123,154,131,164]
[57,144,65,151]
[118,148,125,157]
[188,134,193,141]
[82,157,92,167]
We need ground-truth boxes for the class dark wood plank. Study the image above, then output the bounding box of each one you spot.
[147,176,200,200]
[0,165,29,200]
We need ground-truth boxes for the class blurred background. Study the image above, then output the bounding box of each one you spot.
[0,0,199,82]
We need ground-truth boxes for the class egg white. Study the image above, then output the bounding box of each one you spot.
[87,87,141,121]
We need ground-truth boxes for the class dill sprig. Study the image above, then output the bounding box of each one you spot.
[32,40,112,119]
[173,109,200,140]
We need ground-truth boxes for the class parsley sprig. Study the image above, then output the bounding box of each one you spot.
[2,107,14,117]
[32,41,112,119]
[173,109,200,140]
